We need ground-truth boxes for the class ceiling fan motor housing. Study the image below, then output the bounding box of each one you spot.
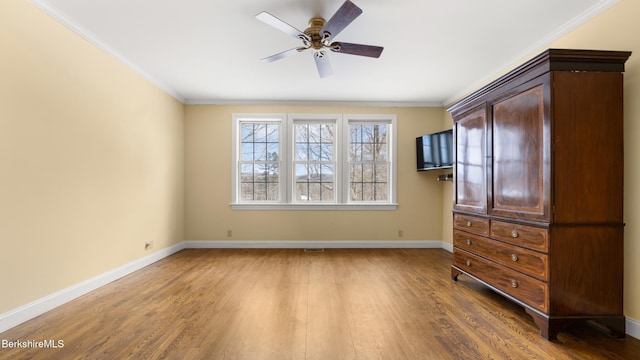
[305,18,327,50]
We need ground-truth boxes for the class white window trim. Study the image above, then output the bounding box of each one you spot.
[231,113,397,210]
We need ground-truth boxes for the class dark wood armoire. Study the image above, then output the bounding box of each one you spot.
[448,49,631,340]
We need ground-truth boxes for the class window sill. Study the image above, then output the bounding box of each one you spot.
[231,203,398,211]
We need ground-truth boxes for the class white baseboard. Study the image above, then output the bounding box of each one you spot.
[183,240,444,249]
[0,242,185,334]
[627,317,640,340]
[2,239,638,342]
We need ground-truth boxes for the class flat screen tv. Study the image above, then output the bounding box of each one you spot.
[416,129,453,171]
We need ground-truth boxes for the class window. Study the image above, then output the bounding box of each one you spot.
[348,122,390,202]
[239,121,281,201]
[293,120,336,202]
[232,113,397,210]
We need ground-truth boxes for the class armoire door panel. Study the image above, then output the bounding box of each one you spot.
[490,84,549,221]
[453,106,487,214]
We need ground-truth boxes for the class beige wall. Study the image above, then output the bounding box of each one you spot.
[185,105,448,242]
[0,2,184,313]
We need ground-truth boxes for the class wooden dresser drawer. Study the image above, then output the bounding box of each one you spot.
[454,230,548,281]
[453,249,548,312]
[453,214,490,236]
[490,220,548,252]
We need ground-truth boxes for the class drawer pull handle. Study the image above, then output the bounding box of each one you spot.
[466,221,472,227]
[511,230,520,238]
[511,254,519,262]
[466,239,472,245]
[466,260,471,267]
[511,280,518,288]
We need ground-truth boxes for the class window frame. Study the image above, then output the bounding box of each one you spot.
[231,113,397,210]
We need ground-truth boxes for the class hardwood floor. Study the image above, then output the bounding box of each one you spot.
[1,249,639,359]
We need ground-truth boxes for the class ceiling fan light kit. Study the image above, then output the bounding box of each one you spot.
[256,0,383,78]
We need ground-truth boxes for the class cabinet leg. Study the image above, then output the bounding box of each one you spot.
[524,308,572,340]
[525,308,552,339]
[451,267,462,281]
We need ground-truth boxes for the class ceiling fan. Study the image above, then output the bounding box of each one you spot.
[256,0,384,78]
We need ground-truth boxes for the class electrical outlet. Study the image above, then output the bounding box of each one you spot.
[145,241,153,250]
[227,230,232,237]
[398,230,404,237]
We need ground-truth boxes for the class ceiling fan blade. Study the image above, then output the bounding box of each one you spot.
[330,42,383,58]
[256,11,310,41]
[261,47,307,63]
[314,51,333,78]
[320,0,362,40]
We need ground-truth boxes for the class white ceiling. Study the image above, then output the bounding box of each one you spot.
[31,0,618,106]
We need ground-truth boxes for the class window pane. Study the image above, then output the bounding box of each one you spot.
[295,163,334,202]
[321,124,333,142]
[241,124,254,142]
[375,183,388,201]
[253,164,265,182]
[295,182,309,201]
[362,183,374,201]
[350,183,362,201]
[295,144,308,161]
[266,124,279,142]
[295,124,308,142]
[295,163,309,179]
[254,183,267,200]
[375,163,388,182]
[254,124,267,142]
[241,144,254,161]
[240,183,254,201]
[350,164,362,182]
[267,143,279,161]
[350,143,362,161]
[320,144,333,161]
[267,182,279,201]
[321,164,334,182]
[309,144,322,161]
[308,183,321,201]
[321,183,334,200]
[240,164,254,181]
[253,143,267,161]
[362,163,374,182]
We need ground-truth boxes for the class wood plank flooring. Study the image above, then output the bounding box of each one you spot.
[1,249,639,359]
